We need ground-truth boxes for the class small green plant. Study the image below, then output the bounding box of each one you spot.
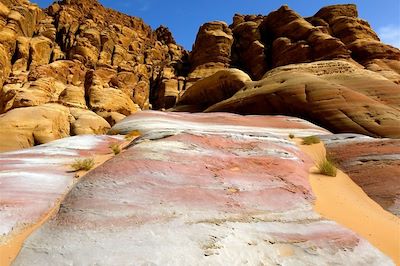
[302,135,321,145]
[317,157,337,177]
[70,158,95,171]
[289,133,295,139]
[110,143,121,155]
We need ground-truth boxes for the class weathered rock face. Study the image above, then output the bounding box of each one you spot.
[231,18,268,80]
[259,5,351,68]
[0,0,185,151]
[187,21,234,85]
[314,5,400,62]
[186,4,399,83]
[174,4,399,136]
[11,111,395,265]
[323,134,400,217]
[203,60,400,138]
[313,4,400,84]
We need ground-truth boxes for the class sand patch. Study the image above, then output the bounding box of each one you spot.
[295,139,400,264]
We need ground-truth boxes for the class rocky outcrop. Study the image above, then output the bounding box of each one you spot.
[259,5,351,68]
[187,22,233,84]
[175,5,400,139]
[231,18,268,80]
[204,60,400,138]
[1,1,400,150]
[313,4,400,84]
[186,4,399,83]
[69,108,111,135]
[314,5,400,63]
[0,0,186,151]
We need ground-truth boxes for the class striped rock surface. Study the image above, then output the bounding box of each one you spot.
[0,135,124,246]
[13,112,393,265]
[323,134,400,217]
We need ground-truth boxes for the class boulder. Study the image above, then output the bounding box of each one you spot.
[69,107,111,135]
[58,84,87,108]
[178,69,251,108]
[0,104,71,152]
[86,69,141,115]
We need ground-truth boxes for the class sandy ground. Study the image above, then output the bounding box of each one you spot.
[296,139,400,265]
[0,140,133,266]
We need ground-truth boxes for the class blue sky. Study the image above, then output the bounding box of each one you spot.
[32,0,400,50]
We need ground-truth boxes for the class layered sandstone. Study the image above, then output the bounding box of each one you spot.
[11,111,396,265]
[203,60,400,138]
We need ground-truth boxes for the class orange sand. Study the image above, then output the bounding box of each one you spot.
[0,199,61,266]
[296,139,400,265]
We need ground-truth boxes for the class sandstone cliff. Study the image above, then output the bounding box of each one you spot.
[0,0,186,151]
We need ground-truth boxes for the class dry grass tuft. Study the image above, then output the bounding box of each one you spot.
[317,157,337,177]
[110,143,121,155]
[302,135,321,145]
[125,130,142,140]
[70,158,95,171]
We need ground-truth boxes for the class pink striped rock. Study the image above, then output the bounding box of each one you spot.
[323,134,400,216]
[110,110,330,137]
[13,112,393,265]
[0,135,124,243]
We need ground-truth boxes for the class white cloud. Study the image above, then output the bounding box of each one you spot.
[119,0,150,12]
[377,25,400,48]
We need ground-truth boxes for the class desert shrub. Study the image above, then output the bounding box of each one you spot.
[317,157,337,177]
[110,143,121,155]
[289,133,295,139]
[302,135,321,145]
[125,130,142,140]
[70,158,95,171]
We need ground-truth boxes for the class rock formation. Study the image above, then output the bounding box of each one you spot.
[173,4,400,139]
[0,1,399,144]
[202,60,400,138]
[0,0,185,151]
[188,21,233,84]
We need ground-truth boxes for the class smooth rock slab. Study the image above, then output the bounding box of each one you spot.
[110,110,331,138]
[14,113,392,265]
[0,135,124,242]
